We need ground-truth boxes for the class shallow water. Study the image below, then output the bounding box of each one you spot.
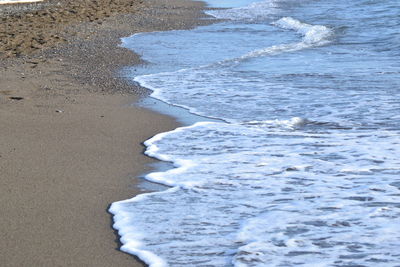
[111,0,400,266]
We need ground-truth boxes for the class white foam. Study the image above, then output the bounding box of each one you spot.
[273,17,333,45]
[111,0,400,265]
[110,187,179,267]
[143,122,214,188]
[133,18,333,126]
[236,17,332,61]
[111,120,400,266]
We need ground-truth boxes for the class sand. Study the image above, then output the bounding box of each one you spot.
[0,0,212,266]
[0,1,44,5]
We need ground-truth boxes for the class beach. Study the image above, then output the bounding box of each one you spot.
[0,0,211,266]
[107,0,400,266]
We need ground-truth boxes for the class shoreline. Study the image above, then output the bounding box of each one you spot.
[0,0,213,266]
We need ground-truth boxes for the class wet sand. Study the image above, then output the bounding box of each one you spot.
[0,0,212,266]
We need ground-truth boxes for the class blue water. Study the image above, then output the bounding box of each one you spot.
[110,0,400,266]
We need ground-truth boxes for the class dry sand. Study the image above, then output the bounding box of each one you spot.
[0,0,212,266]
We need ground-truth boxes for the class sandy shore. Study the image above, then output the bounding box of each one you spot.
[0,0,212,266]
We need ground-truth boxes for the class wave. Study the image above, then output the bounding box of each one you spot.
[232,17,332,62]
[133,17,333,124]
[110,120,400,266]
[110,0,400,265]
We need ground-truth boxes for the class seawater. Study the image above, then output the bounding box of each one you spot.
[110,0,400,266]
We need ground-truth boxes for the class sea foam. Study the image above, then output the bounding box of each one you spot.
[111,0,400,265]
